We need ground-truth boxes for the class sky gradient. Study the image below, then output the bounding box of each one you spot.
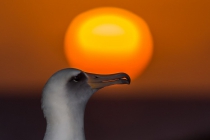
[0,0,210,98]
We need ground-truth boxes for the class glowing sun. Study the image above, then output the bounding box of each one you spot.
[65,7,153,80]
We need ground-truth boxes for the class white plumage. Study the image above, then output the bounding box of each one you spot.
[42,68,130,140]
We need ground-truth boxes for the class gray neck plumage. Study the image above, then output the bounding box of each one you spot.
[43,96,87,140]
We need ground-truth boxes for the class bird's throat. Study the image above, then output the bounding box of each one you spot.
[43,104,86,140]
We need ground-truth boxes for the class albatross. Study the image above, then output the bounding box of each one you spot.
[42,68,130,140]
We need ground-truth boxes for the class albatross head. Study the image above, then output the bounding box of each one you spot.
[42,68,130,140]
[42,68,130,107]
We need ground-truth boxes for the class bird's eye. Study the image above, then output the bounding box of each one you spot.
[72,76,79,82]
[70,72,86,83]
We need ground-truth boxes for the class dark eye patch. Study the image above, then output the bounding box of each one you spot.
[70,72,86,83]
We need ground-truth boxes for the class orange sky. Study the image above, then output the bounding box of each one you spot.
[0,0,210,98]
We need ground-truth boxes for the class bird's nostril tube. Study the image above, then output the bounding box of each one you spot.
[94,76,99,79]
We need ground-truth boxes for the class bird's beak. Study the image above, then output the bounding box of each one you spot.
[85,72,131,89]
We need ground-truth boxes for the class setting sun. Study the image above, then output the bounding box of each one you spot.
[65,7,153,80]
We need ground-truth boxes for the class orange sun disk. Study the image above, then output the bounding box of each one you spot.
[65,7,153,80]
